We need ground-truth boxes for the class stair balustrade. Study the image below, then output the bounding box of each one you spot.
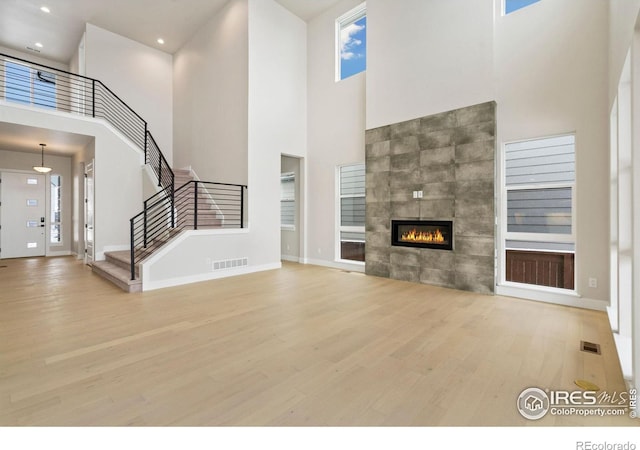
[1,52,248,285]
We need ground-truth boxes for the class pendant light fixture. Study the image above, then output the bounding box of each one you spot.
[33,143,52,173]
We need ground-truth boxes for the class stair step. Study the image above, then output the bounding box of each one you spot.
[105,250,131,267]
[92,261,142,293]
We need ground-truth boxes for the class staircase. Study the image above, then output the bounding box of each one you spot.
[90,168,235,292]
[92,251,142,293]
[0,52,246,293]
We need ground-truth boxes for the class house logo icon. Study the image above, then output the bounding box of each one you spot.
[517,387,550,420]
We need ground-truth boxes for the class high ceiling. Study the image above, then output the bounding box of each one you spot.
[0,0,343,155]
[0,0,342,63]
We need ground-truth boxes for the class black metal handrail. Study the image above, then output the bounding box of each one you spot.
[129,181,247,280]
[1,52,245,283]
[0,52,173,189]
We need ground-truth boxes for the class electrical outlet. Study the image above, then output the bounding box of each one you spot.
[417,191,423,198]
[412,191,418,199]
[588,277,597,288]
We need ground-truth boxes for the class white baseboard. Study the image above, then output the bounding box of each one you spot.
[281,255,300,263]
[142,262,282,291]
[496,284,607,311]
[302,257,365,273]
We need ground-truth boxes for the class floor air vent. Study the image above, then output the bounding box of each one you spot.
[212,257,248,271]
[580,341,601,355]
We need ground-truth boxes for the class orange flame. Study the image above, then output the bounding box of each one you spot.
[400,228,445,243]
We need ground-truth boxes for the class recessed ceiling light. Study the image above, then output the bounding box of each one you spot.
[35,42,43,48]
[157,38,165,45]
[40,6,50,13]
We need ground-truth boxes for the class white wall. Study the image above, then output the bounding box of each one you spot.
[144,0,306,289]
[0,148,73,256]
[495,0,610,304]
[306,0,365,267]
[84,24,173,164]
[609,0,640,107]
[366,0,494,129]
[0,45,69,72]
[173,0,248,184]
[0,103,144,261]
[247,0,307,267]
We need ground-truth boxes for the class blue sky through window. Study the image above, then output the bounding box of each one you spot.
[340,15,366,80]
[505,0,540,14]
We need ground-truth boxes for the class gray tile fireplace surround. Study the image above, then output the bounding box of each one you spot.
[365,102,496,294]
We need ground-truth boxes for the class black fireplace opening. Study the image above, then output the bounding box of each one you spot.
[391,220,453,250]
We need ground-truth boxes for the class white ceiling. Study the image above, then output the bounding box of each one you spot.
[0,0,342,64]
[0,0,342,156]
[0,122,93,156]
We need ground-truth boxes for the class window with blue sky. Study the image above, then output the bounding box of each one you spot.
[337,3,366,81]
[505,0,540,14]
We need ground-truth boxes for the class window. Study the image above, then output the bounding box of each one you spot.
[4,61,56,109]
[338,163,365,262]
[280,172,295,230]
[503,134,575,290]
[336,3,366,81]
[51,175,62,244]
[504,0,540,15]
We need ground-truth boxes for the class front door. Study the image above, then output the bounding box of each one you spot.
[0,172,46,259]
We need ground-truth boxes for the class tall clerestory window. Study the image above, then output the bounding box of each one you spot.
[336,3,366,81]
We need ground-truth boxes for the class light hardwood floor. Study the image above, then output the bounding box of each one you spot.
[0,256,635,426]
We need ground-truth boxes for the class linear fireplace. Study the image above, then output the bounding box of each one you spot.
[391,220,453,250]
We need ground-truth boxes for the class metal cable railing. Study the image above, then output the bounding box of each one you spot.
[0,52,172,190]
[129,181,246,280]
[1,52,246,282]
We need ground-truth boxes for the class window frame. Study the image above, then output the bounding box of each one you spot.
[335,2,367,82]
[280,171,296,231]
[336,163,366,265]
[50,174,63,246]
[3,60,57,109]
[499,133,577,292]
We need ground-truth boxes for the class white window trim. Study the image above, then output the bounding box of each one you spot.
[280,172,295,231]
[498,133,578,294]
[335,2,367,82]
[50,174,63,246]
[335,164,365,266]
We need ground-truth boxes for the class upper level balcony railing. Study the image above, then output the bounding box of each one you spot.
[0,52,173,192]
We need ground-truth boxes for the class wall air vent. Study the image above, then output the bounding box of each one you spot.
[212,257,248,271]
